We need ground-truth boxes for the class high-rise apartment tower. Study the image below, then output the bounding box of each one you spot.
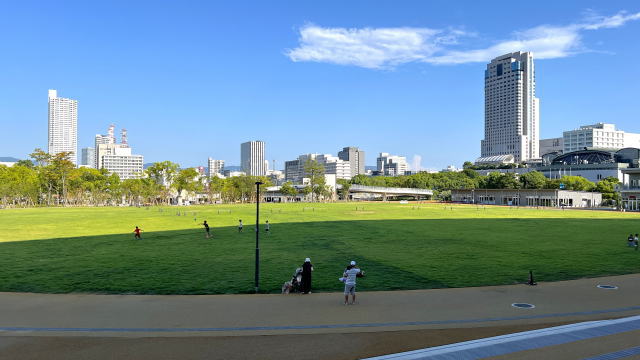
[48,89,78,164]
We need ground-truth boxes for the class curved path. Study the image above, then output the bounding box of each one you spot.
[1,274,639,359]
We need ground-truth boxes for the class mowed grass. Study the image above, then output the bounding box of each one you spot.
[0,202,639,294]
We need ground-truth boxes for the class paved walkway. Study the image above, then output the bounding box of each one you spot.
[0,274,639,359]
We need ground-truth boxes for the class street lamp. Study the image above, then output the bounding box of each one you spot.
[254,181,263,293]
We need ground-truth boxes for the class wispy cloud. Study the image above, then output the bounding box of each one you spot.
[285,25,469,69]
[285,11,640,68]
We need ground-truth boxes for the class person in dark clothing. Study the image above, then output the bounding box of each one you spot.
[202,220,211,238]
[301,258,313,294]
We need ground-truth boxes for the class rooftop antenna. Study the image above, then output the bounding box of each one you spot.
[121,128,128,147]
[108,124,116,144]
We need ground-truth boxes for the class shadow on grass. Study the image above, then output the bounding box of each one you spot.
[0,218,638,294]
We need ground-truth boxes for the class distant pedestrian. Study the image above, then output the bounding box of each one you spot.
[238,219,243,233]
[343,260,364,305]
[628,234,635,247]
[202,220,211,238]
[265,220,270,233]
[301,258,313,294]
[133,226,143,239]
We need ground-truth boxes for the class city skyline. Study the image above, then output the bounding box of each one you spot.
[1,2,639,169]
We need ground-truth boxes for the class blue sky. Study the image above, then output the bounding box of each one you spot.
[0,1,639,169]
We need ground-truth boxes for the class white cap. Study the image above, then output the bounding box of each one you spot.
[305,258,311,262]
[350,261,356,266]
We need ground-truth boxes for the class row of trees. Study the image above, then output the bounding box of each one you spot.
[349,169,620,202]
[0,149,621,207]
[0,149,274,207]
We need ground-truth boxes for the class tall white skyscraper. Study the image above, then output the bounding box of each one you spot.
[48,89,78,164]
[481,52,539,162]
[241,140,266,176]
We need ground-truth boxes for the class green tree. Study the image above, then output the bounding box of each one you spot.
[595,177,620,204]
[173,168,203,204]
[146,161,180,204]
[303,159,325,202]
[279,181,298,201]
[337,179,351,201]
[519,171,547,189]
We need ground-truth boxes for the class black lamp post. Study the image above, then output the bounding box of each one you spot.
[255,181,263,293]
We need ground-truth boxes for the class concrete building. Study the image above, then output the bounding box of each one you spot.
[101,152,144,180]
[80,147,95,167]
[240,140,266,176]
[48,89,78,164]
[286,153,351,182]
[317,154,351,180]
[377,153,408,176]
[477,148,640,183]
[223,170,246,177]
[540,137,564,156]
[481,52,539,163]
[563,123,640,153]
[94,125,143,179]
[285,154,317,183]
[338,146,365,176]
[621,168,640,211]
[207,158,225,178]
[452,189,602,208]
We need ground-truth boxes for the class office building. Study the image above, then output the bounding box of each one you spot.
[95,125,143,179]
[48,89,78,164]
[539,138,564,156]
[563,123,640,153]
[481,52,539,163]
[207,158,225,178]
[338,146,365,176]
[377,152,408,176]
[317,154,351,180]
[285,154,317,183]
[240,140,266,176]
[80,147,95,167]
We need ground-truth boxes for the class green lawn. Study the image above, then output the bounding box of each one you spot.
[0,202,639,294]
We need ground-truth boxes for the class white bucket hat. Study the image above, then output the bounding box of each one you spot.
[305,258,311,262]
[350,261,356,266]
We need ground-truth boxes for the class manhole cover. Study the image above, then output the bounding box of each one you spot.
[511,303,535,309]
[597,285,618,290]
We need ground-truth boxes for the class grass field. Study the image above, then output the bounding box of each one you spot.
[0,202,639,294]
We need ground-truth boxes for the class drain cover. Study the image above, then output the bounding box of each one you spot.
[512,303,535,309]
[597,285,618,290]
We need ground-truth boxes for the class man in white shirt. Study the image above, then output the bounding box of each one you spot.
[343,260,363,305]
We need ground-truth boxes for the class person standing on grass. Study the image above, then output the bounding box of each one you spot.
[301,258,313,294]
[133,226,143,239]
[628,234,635,247]
[202,220,211,239]
[238,219,243,233]
[343,260,364,305]
[265,220,270,234]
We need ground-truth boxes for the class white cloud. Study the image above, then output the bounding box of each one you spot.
[285,25,467,69]
[286,11,640,68]
[581,10,640,30]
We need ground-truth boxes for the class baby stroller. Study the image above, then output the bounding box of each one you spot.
[282,267,304,294]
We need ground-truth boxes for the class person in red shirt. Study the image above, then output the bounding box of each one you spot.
[133,226,143,239]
